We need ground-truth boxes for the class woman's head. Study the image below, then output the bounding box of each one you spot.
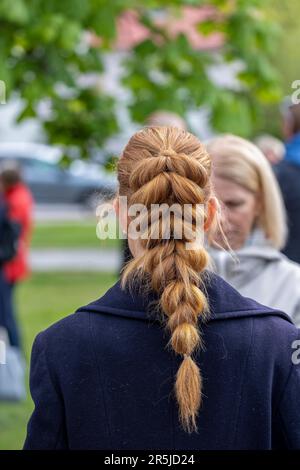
[0,160,22,191]
[115,126,216,432]
[206,134,287,251]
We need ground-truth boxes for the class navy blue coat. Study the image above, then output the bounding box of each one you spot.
[24,273,300,450]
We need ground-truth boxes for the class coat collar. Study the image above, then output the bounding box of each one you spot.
[76,271,293,325]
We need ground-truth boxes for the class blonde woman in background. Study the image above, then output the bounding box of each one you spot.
[207,134,300,327]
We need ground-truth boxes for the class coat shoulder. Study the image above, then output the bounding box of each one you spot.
[33,311,92,358]
[251,313,300,367]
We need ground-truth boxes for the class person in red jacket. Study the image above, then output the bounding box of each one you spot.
[0,162,34,347]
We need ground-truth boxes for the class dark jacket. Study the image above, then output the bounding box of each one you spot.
[23,273,300,450]
[276,132,300,264]
[0,201,8,266]
[0,202,14,343]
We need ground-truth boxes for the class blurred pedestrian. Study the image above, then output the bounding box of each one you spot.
[0,183,11,335]
[254,134,285,166]
[0,161,34,348]
[276,102,300,264]
[0,177,21,346]
[145,110,187,130]
[0,178,25,401]
[207,134,300,326]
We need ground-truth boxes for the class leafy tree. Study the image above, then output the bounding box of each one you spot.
[246,0,300,138]
[0,0,281,161]
[267,0,300,95]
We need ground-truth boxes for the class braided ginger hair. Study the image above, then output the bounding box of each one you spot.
[117,126,213,433]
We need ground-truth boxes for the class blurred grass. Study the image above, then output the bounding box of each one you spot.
[31,221,121,249]
[0,271,117,450]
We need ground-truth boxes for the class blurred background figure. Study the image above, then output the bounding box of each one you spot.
[0,162,34,349]
[206,134,300,326]
[0,177,26,402]
[254,134,285,166]
[121,111,187,268]
[0,180,12,338]
[145,111,187,130]
[276,102,300,264]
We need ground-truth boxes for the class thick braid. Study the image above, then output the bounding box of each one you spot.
[117,127,212,433]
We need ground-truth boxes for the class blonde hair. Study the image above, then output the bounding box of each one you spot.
[117,126,213,433]
[206,134,287,250]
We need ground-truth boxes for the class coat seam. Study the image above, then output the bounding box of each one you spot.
[277,406,292,448]
[232,317,254,448]
[88,312,113,448]
[273,329,300,416]
[274,358,295,417]
[41,334,66,449]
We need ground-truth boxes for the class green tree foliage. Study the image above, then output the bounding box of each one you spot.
[0,0,281,160]
[267,0,300,95]
[247,0,300,138]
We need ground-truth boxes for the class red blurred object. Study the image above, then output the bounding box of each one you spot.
[115,7,223,51]
[3,183,34,283]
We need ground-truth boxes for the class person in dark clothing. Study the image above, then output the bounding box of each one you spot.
[0,180,21,348]
[0,201,11,338]
[24,127,300,450]
[0,163,33,348]
[276,103,300,264]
